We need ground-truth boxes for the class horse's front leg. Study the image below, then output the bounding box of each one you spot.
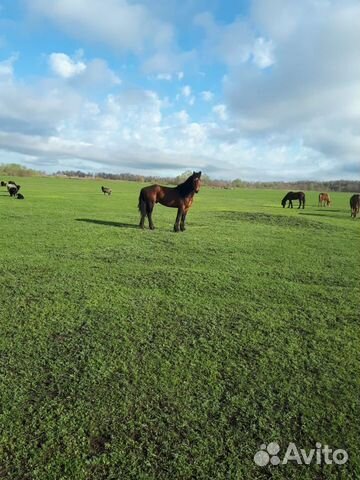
[174,208,183,232]
[288,200,292,208]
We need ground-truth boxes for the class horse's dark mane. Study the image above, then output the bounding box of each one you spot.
[175,175,196,198]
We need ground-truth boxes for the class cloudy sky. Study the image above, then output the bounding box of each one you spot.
[0,0,359,180]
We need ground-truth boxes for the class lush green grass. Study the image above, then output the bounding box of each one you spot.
[0,177,359,479]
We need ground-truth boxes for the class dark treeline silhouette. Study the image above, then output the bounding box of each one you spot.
[55,170,360,192]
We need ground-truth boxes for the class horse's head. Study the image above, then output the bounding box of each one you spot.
[281,198,286,208]
[192,171,202,193]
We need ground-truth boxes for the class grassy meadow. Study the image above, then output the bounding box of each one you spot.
[0,177,359,479]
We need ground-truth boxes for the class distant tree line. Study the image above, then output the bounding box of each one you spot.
[230,179,360,192]
[0,164,358,191]
[55,169,360,192]
[0,163,43,177]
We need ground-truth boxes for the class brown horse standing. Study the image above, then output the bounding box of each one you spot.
[138,171,202,231]
[350,194,360,218]
[318,192,331,207]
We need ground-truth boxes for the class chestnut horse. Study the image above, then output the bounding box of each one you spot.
[281,191,305,209]
[318,192,331,207]
[138,171,201,231]
[350,194,360,218]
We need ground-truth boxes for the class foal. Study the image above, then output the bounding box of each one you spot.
[138,171,202,232]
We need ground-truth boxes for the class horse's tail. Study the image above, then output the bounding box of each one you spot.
[302,193,306,207]
[138,189,147,215]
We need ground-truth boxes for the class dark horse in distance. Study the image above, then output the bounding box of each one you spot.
[138,171,202,232]
[281,191,305,209]
[350,194,360,218]
[101,186,112,195]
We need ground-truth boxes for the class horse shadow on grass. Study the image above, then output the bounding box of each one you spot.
[76,218,138,229]
[299,211,345,219]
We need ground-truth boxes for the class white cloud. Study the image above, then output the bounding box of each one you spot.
[179,85,195,106]
[252,37,274,68]
[156,73,172,80]
[221,0,360,173]
[181,85,191,97]
[212,104,227,121]
[78,58,121,87]
[49,52,120,87]
[27,0,174,54]
[1,0,359,180]
[0,53,19,81]
[201,90,214,101]
[175,110,189,124]
[26,0,194,77]
[195,12,269,68]
[49,53,86,79]
[142,50,195,75]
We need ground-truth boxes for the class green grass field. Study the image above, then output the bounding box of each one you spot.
[0,177,359,479]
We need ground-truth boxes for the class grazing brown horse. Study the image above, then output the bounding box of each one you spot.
[101,186,112,195]
[350,194,360,218]
[138,171,202,231]
[318,192,331,207]
[281,191,305,209]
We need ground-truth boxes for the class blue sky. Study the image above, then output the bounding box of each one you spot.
[0,0,359,180]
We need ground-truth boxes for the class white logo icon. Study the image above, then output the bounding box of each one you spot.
[254,442,280,466]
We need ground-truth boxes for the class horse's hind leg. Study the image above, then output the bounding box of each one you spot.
[139,213,146,228]
[147,202,155,230]
[139,195,146,229]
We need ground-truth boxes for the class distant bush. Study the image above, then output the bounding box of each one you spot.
[0,163,43,177]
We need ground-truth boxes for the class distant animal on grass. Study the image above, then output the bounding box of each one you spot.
[7,183,21,197]
[17,193,25,200]
[0,181,6,187]
[101,186,112,195]
[7,181,20,191]
[318,192,331,207]
[281,191,305,209]
[138,171,202,232]
[8,186,18,197]
[350,194,360,218]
